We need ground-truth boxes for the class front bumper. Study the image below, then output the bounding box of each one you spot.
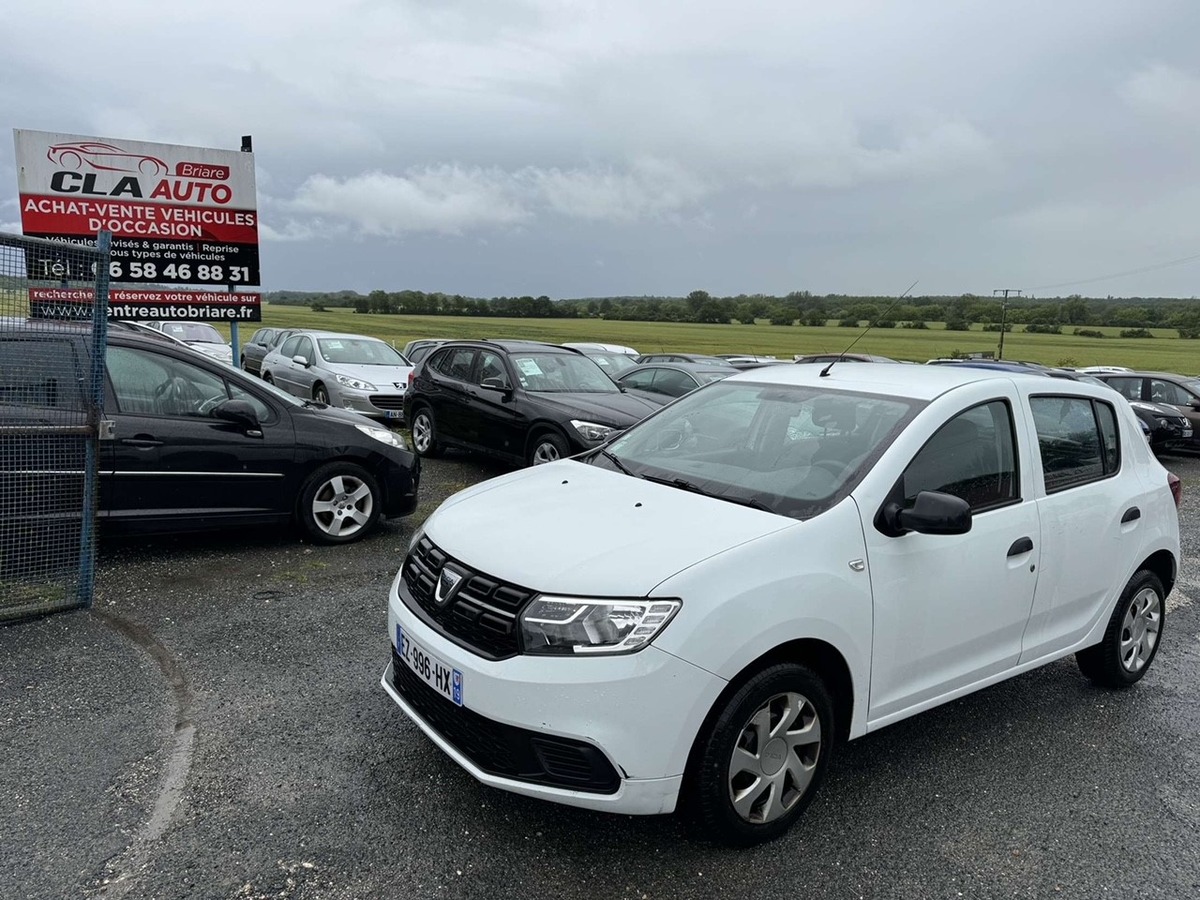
[382,580,725,815]
[335,385,407,422]
[376,453,420,518]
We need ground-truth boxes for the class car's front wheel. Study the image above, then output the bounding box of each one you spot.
[1076,569,1165,688]
[528,430,568,466]
[262,371,275,385]
[410,407,443,458]
[686,663,834,846]
[313,383,330,405]
[297,462,382,544]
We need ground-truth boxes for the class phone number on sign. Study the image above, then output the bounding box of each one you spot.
[29,258,252,283]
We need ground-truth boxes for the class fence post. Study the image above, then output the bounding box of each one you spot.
[77,231,112,607]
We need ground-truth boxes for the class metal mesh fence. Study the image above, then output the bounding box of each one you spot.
[0,231,110,622]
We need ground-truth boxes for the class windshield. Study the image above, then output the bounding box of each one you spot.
[161,323,223,343]
[512,352,619,393]
[596,381,922,519]
[317,338,410,366]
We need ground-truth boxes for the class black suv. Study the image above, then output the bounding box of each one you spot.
[405,340,660,466]
[1,321,420,543]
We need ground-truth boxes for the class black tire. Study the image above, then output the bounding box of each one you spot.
[297,462,382,544]
[528,430,569,466]
[684,663,834,846]
[410,406,443,458]
[1076,569,1165,688]
[262,371,275,385]
[240,354,247,371]
[313,383,330,405]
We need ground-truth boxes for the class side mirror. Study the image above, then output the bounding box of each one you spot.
[480,377,511,393]
[292,355,310,367]
[1190,398,1200,411]
[879,490,972,537]
[212,398,260,431]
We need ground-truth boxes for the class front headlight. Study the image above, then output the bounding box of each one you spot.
[570,419,617,442]
[519,596,681,655]
[337,373,378,391]
[354,423,407,450]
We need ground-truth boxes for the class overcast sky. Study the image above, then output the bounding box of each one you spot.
[3,0,1199,298]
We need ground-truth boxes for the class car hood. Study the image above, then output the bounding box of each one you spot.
[323,362,412,388]
[524,390,660,426]
[1130,400,1184,418]
[292,400,376,427]
[423,460,795,596]
[187,341,232,359]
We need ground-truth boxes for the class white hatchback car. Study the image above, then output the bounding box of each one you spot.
[382,363,1180,845]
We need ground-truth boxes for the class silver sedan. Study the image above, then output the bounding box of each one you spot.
[261,330,414,422]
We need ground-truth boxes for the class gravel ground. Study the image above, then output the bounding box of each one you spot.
[1,449,1198,900]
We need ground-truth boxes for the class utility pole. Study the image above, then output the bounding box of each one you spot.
[993,288,1022,360]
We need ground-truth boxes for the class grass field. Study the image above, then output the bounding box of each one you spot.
[213,306,1200,375]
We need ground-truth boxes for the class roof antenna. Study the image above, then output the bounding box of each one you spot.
[820,280,919,377]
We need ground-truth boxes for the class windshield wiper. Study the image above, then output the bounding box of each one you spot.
[640,473,774,512]
[597,449,634,476]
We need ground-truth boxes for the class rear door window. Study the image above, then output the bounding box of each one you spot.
[0,337,85,410]
[1030,395,1120,492]
[1104,377,1143,401]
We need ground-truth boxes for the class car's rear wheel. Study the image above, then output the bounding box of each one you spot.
[528,430,568,466]
[1076,569,1164,688]
[313,383,330,405]
[685,663,834,846]
[297,462,381,544]
[410,407,443,458]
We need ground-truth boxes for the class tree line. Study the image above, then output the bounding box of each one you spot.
[264,289,1200,336]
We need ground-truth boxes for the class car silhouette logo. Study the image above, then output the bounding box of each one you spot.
[46,141,169,176]
[435,567,464,607]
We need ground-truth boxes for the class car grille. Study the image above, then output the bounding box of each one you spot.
[369,394,406,411]
[391,648,620,793]
[401,536,534,659]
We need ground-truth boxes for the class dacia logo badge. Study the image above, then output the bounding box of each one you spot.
[434,567,464,607]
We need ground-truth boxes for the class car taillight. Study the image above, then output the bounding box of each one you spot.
[407,370,415,388]
[1168,472,1182,508]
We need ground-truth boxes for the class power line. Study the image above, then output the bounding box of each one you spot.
[1031,251,1200,292]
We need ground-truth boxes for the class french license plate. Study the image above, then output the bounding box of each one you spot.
[396,624,463,706]
[1183,427,1193,438]
[385,409,404,420]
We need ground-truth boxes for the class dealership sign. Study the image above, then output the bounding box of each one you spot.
[14,129,260,287]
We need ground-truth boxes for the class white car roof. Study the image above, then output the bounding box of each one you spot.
[726,360,1058,401]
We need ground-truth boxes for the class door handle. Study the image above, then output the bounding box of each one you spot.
[120,437,162,448]
[1007,537,1034,557]
[1121,507,1141,524]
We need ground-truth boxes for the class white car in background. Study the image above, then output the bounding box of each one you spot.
[562,342,640,356]
[139,321,234,365]
[262,330,414,422]
[383,363,1180,845]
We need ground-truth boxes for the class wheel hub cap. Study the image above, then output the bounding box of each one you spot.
[1120,587,1161,672]
[760,738,787,776]
[727,691,822,825]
